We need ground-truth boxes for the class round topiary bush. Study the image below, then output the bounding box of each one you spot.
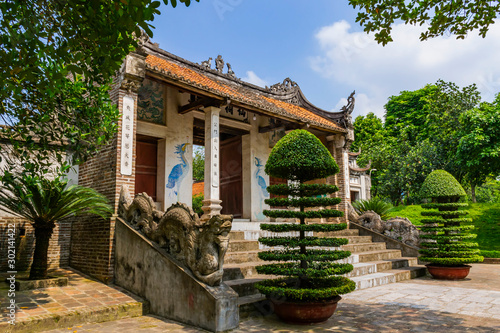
[419,170,483,267]
[255,129,355,306]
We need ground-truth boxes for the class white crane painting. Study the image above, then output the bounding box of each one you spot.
[166,143,190,201]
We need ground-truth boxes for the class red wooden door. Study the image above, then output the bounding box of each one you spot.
[135,136,158,201]
[220,136,242,217]
[269,176,287,208]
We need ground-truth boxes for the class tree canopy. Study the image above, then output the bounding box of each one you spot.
[349,0,500,45]
[352,80,498,204]
[0,0,198,178]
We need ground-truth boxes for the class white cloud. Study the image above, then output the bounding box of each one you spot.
[311,20,500,120]
[242,71,269,87]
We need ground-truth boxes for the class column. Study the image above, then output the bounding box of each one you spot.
[201,106,222,221]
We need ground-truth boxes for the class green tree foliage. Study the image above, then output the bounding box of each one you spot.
[419,170,483,266]
[0,174,112,279]
[255,130,355,302]
[353,80,485,204]
[350,112,385,154]
[349,0,500,45]
[0,0,197,278]
[384,85,437,144]
[192,146,205,181]
[456,95,500,202]
[0,0,198,177]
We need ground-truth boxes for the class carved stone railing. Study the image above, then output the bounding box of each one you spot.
[115,186,238,332]
[118,186,232,287]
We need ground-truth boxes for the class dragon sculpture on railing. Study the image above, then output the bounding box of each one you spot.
[118,186,232,286]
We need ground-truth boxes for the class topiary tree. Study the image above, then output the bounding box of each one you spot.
[254,130,355,322]
[419,170,483,272]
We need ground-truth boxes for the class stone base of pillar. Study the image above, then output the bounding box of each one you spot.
[200,199,223,222]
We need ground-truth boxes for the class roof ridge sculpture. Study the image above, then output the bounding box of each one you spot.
[139,40,356,132]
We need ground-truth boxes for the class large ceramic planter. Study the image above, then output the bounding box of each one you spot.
[426,264,471,280]
[270,296,342,324]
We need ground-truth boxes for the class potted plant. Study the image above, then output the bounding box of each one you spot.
[419,170,483,280]
[255,129,356,324]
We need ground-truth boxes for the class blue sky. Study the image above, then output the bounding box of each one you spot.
[151,1,500,120]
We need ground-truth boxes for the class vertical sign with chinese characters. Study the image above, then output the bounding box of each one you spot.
[344,151,350,199]
[211,112,220,198]
[121,96,135,175]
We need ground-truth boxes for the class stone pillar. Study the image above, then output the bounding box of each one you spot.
[329,134,350,225]
[201,106,222,221]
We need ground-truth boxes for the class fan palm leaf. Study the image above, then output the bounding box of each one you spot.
[0,173,112,279]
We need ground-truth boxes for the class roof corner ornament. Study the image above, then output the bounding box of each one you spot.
[215,55,224,73]
[267,77,298,93]
[340,90,356,127]
[201,57,212,69]
[132,29,151,55]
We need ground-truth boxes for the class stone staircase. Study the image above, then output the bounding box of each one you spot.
[223,227,426,317]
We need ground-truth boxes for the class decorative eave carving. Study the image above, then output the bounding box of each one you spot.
[120,52,146,93]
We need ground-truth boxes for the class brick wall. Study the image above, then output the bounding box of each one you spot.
[0,216,71,273]
[70,85,138,283]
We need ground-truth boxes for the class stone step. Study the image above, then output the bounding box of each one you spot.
[0,297,147,333]
[228,240,260,252]
[238,294,271,319]
[350,266,427,290]
[233,228,360,242]
[225,276,271,297]
[315,229,360,237]
[343,235,373,244]
[345,258,419,278]
[225,250,261,264]
[356,249,403,262]
[229,231,246,241]
[342,242,386,253]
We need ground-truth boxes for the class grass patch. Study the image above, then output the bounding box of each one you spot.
[385,202,500,251]
[386,205,425,225]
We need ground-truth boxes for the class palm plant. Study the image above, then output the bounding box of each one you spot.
[0,173,112,280]
[352,197,393,219]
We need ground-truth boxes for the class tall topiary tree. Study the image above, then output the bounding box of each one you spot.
[419,170,483,279]
[255,130,355,323]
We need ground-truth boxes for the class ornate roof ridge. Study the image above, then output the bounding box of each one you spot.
[141,42,354,132]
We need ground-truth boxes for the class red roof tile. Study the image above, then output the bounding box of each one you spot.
[145,55,345,133]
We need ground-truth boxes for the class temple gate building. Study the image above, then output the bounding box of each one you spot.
[1,35,358,283]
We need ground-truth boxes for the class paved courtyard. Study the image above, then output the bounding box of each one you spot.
[41,264,500,332]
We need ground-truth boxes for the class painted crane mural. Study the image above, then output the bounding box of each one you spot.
[166,143,190,201]
[254,157,269,220]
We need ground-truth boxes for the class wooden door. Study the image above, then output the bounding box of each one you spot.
[220,136,242,217]
[135,136,158,201]
[269,176,287,208]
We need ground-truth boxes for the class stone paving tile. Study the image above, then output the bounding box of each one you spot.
[10,264,500,332]
[0,268,143,324]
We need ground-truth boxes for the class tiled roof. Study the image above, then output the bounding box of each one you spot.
[145,54,345,133]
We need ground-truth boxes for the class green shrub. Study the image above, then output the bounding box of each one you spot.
[352,197,393,219]
[480,250,500,258]
[418,170,483,266]
[192,194,204,216]
[255,129,355,302]
[419,170,466,201]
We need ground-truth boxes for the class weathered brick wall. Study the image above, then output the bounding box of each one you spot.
[0,216,71,272]
[70,84,138,283]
